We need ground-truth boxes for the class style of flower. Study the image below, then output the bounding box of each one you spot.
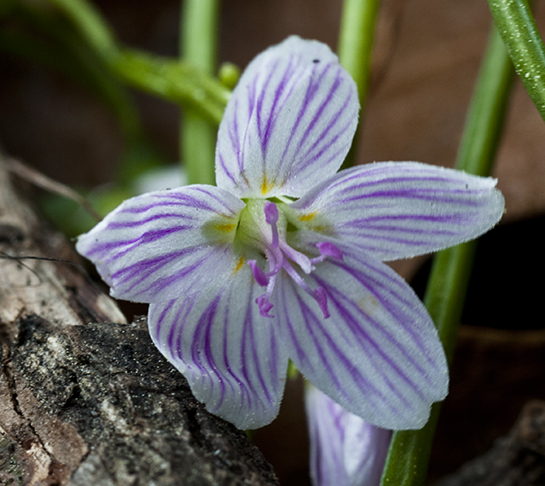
[305,385,392,486]
[76,36,504,430]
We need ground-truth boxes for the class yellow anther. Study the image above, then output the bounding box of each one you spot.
[215,223,236,232]
[299,212,317,222]
[234,256,245,273]
[261,176,272,196]
[312,225,329,233]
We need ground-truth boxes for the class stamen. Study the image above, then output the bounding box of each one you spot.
[249,258,279,317]
[256,295,274,318]
[310,241,343,265]
[247,204,339,319]
[248,260,268,287]
[283,260,330,319]
[281,242,313,274]
[265,247,283,276]
[316,242,343,260]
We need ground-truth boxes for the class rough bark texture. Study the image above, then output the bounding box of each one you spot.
[435,400,545,486]
[0,156,279,486]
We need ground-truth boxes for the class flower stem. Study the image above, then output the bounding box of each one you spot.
[337,0,381,169]
[112,49,229,125]
[48,0,117,60]
[47,0,229,125]
[180,0,220,185]
[487,0,545,121]
[379,25,513,486]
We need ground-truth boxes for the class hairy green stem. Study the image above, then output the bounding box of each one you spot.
[180,0,220,185]
[338,0,381,169]
[380,25,513,486]
[487,0,545,121]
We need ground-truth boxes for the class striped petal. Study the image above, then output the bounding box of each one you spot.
[305,385,391,486]
[274,244,448,430]
[148,264,289,430]
[216,36,359,199]
[287,162,505,261]
[76,185,245,303]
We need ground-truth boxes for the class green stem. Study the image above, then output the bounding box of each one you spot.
[47,0,228,124]
[487,0,545,121]
[380,25,513,486]
[338,0,380,114]
[337,0,381,169]
[48,0,117,60]
[113,48,228,125]
[180,0,220,185]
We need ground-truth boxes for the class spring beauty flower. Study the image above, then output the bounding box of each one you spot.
[306,385,391,486]
[76,36,504,430]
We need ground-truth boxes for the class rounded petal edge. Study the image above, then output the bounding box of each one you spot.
[76,184,245,303]
[148,266,289,430]
[216,35,359,198]
[287,162,505,261]
[274,243,449,430]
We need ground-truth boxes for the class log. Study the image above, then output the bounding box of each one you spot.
[435,400,545,486]
[0,155,279,485]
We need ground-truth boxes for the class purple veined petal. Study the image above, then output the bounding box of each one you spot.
[76,185,245,303]
[287,162,505,261]
[148,263,289,430]
[274,243,449,430]
[216,36,359,199]
[305,385,392,486]
[306,385,349,486]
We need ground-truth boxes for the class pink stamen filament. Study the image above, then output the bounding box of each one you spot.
[311,242,343,264]
[248,260,268,287]
[265,247,283,275]
[282,260,330,318]
[280,242,313,274]
[248,202,343,319]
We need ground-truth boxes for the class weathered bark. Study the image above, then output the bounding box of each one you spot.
[435,400,545,486]
[0,156,279,485]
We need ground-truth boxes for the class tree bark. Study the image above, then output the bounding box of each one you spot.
[0,155,279,486]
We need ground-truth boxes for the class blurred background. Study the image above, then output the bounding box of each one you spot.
[1,0,545,484]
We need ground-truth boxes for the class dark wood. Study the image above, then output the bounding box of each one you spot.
[0,156,279,485]
[435,400,545,486]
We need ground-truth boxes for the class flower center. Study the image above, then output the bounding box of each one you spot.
[240,200,342,319]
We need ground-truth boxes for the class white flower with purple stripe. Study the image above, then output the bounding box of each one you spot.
[306,385,392,486]
[76,36,504,430]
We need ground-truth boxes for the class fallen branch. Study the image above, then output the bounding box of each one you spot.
[0,154,279,485]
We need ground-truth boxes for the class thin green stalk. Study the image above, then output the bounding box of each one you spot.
[113,49,228,124]
[380,25,513,486]
[487,0,545,121]
[180,0,220,185]
[338,0,380,114]
[338,0,381,169]
[47,0,228,124]
[48,0,117,60]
